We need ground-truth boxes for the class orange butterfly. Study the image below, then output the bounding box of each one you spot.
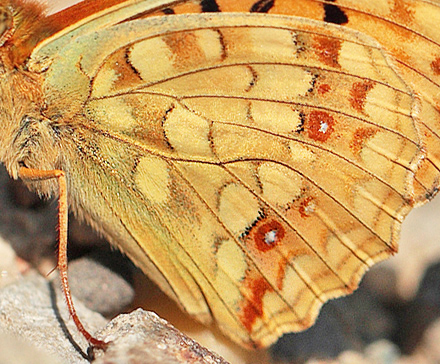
[0,0,437,349]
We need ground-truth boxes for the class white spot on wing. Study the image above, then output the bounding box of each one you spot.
[264,230,278,245]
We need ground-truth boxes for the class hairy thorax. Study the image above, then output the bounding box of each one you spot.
[0,59,61,196]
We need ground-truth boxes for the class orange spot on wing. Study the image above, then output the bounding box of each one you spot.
[163,32,207,70]
[313,36,341,68]
[240,276,273,332]
[276,257,290,290]
[105,48,144,91]
[299,196,316,218]
[253,220,285,252]
[306,110,335,142]
[349,80,374,113]
[350,127,378,156]
[390,0,415,24]
[431,56,440,75]
[318,83,331,95]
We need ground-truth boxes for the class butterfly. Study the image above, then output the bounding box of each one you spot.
[0,0,438,350]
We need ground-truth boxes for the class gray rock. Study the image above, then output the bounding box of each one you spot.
[94,309,230,364]
[0,272,107,364]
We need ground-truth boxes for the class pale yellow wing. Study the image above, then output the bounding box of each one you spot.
[158,0,440,203]
[32,13,422,348]
[32,0,440,202]
[300,0,440,203]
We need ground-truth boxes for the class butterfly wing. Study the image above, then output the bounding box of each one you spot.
[156,0,440,203]
[30,12,422,347]
[34,0,440,204]
[286,0,440,203]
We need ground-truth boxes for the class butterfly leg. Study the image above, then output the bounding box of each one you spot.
[18,166,108,349]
